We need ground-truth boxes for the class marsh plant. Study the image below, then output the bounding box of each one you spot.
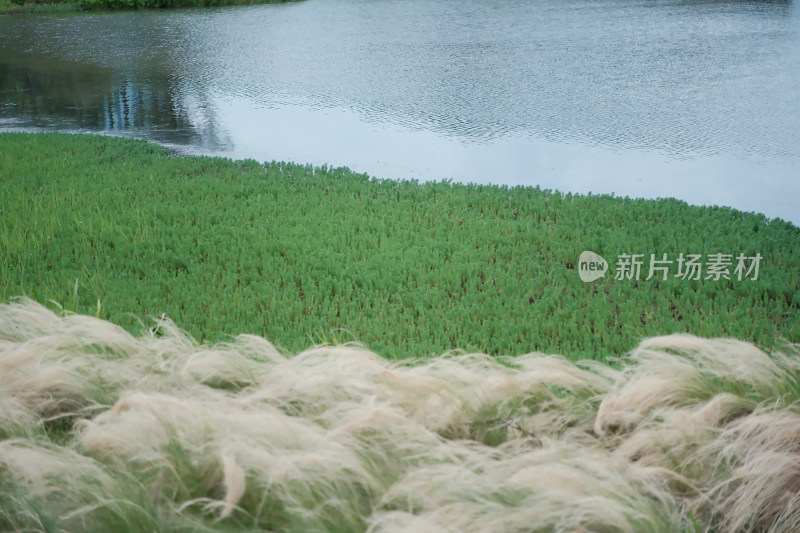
[0,299,799,532]
[0,0,299,14]
[1,133,798,360]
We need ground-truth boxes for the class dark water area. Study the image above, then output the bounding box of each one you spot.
[1,0,799,223]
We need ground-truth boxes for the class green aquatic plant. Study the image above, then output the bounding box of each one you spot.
[1,132,798,360]
[0,0,302,15]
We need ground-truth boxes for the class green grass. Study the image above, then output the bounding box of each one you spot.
[0,0,80,14]
[1,131,799,360]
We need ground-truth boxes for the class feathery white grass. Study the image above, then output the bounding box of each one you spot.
[1,298,798,532]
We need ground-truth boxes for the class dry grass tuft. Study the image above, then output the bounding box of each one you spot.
[1,299,798,532]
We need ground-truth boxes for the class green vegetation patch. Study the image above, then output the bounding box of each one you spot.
[1,132,798,360]
[0,0,299,15]
[0,0,80,14]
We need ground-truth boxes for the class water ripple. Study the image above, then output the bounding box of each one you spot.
[0,0,798,179]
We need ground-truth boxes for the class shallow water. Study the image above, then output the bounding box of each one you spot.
[1,0,799,223]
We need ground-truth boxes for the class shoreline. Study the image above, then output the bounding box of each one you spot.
[0,0,300,15]
[2,125,795,229]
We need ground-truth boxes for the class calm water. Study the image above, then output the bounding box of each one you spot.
[1,0,799,223]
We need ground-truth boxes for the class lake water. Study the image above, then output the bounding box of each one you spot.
[1,0,799,224]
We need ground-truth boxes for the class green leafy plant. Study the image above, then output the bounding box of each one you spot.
[1,132,798,361]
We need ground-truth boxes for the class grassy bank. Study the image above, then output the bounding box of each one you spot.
[1,300,799,532]
[1,132,798,360]
[0,0,299,15]
[0,0,80,14]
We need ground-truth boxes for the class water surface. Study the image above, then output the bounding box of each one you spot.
[1,0,798,222]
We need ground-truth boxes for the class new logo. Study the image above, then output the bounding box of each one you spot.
[578,251,608,282]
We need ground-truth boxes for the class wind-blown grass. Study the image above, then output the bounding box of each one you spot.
[1,298,798,532]
[1,132,798,360]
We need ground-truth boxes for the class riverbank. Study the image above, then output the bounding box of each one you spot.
[0,0,298,15]
[0,0,77,13]
[2,132,798,360]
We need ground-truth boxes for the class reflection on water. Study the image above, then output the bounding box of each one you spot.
[105,78,155,132]
[0,60,229,148]
[0,0,798,223]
